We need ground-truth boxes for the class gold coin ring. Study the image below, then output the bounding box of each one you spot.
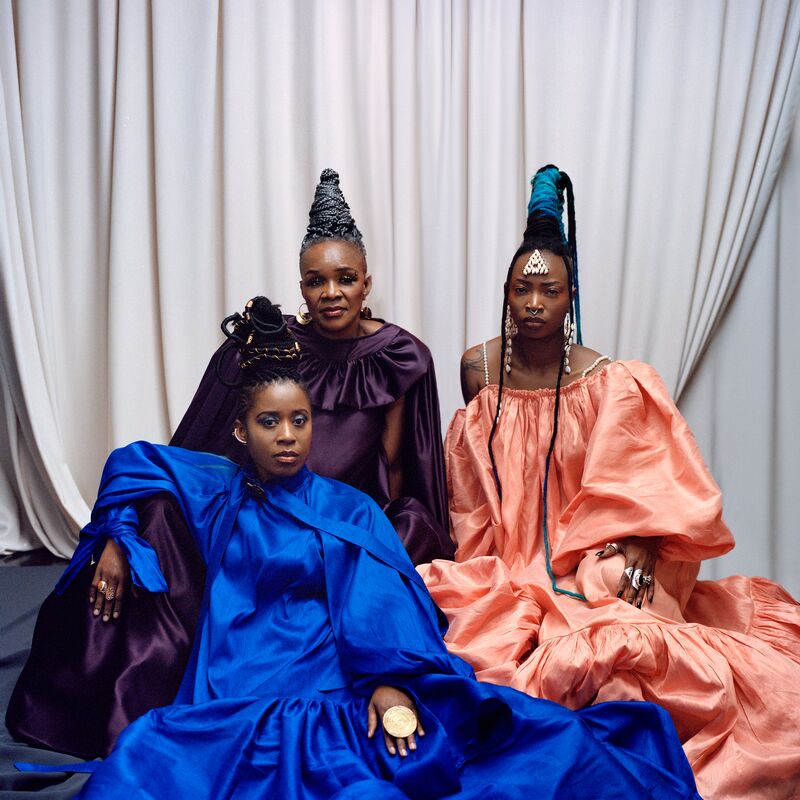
[382,705,417,739]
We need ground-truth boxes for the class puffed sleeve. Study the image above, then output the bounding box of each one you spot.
[550,362,734,573]
[55,442,237,594]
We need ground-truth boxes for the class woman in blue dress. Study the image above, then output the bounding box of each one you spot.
[26,299,700,799]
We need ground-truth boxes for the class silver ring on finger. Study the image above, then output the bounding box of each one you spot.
[631,569,643,591]
[641,574,653,586]
[605,542,622,555]
[623,566,634,580]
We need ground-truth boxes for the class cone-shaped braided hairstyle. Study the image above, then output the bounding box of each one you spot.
[300,168,366,259]
[488,165,586,601]
[218,296,306,416]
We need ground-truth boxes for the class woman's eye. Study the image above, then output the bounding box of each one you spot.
[304,277,322,287]
[513,286,527,294]
[259,417,278,427]
[339,274,357,284]
[293,415,308,426]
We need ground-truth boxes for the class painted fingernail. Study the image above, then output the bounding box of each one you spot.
[616,590,623,598]
[637,600,642,608]
[389,746,396,755]
[102,614,110,622]
[93,609,100,616]
[595,551,604,557]
[410,742,416,751]
[113,612,120,618]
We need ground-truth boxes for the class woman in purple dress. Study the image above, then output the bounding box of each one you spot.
[7,171,452,760]
[173,169,452,565]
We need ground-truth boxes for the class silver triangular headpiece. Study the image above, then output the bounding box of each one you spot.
[522,249,549,275]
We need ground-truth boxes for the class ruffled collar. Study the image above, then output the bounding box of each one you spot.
[286,317,432,411]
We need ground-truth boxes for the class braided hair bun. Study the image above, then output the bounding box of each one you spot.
[300,169,366,257]
[219,296,306,413]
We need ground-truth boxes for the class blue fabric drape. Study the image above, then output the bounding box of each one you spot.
[25,443,699,799]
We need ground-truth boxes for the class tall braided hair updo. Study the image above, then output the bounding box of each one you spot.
[219,296,307,418]
[300,168,366,259]
[488,165,585,602]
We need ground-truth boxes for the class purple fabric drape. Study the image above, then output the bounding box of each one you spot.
[7,319,452,759]
[6,495,205,759]
[172,319,453,562]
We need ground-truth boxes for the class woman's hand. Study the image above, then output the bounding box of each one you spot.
[88,539,134,622]
[597,537,660,607]
[367,685,425,757]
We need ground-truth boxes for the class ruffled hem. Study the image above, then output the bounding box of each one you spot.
[685,574,800,665]
[76,683,699,800]
[503,618,800,800]
[288,319,433,410]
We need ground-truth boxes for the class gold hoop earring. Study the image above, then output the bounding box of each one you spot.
[296,303,312,326]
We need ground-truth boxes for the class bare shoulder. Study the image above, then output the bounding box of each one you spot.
[567,344,613,379]
[460,338,498,405]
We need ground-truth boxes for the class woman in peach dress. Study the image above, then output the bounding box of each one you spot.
[419,165,800,800]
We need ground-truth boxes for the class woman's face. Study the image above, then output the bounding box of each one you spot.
[234,381,312,482]
[299,240,371,339]
[507,250,572,340]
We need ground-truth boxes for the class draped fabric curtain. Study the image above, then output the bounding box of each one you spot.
[1,1,799,591]
[682,113,800,593]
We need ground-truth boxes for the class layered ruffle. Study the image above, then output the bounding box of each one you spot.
[289,320,432,411]
[420,360,800,799]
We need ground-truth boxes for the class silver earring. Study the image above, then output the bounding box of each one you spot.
[504,305,518,374]
[563,312,575,375]
[233,430,247,444]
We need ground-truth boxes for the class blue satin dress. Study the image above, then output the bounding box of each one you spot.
[40,443,699,799]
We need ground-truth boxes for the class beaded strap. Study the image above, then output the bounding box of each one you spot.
[482,342,490,387]
[581,355,612,379]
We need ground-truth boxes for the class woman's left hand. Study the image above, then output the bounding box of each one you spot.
[367,685,425,757]
[598,537,660,607]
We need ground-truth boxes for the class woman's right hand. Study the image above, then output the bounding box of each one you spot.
[89,539,134,622]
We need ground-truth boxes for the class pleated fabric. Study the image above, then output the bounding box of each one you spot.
[419,360,800,799]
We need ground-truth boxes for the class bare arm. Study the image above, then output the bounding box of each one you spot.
[460,345,485,405]
[382,395,406,501]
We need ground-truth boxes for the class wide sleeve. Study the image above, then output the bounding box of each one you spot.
[56,442,235,594]
[396,351,450,534]
[550,362,735,573]
[169,339,246,464]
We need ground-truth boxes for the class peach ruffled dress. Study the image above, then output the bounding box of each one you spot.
[419,360,800,800]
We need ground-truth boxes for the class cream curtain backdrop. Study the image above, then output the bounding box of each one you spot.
[1,1,799,595]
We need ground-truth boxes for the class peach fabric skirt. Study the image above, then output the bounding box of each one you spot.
[420,362,800,799]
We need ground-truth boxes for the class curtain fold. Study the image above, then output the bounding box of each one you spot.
[1,0,799,568]
[682,111,800,596]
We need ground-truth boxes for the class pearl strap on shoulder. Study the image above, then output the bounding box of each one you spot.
[482,342,490,387]
[581,355,612,379]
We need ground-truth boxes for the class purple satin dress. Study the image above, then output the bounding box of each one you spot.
[7,319,453,759]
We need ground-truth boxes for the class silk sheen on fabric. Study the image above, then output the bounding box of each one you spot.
[6,318,452,759]
[19,443,698,799]
[172,318,453,564]
[419,360,800,800]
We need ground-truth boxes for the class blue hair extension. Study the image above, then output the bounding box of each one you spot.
[527,166,566,243]
[489,165,588,603]
[562,172,582,345]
